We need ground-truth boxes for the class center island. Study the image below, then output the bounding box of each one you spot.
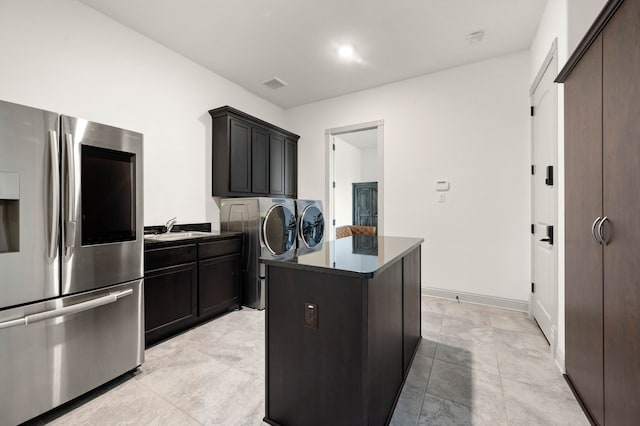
[261,235,423,426]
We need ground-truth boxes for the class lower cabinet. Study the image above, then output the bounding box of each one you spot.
[199,253,241,319]
[144,236,242,347]
[144,262,198,345]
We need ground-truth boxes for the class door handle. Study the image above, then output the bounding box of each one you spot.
[48,130,60,259]
[0,289,132,330]
[597,216,609,246]
[539,225,554,245]
[65,133,77,256]
[591,217,602,244]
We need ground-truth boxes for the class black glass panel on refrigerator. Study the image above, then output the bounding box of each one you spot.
[81,145,136,245]
[300,206,324,248]
[263,205,296,255]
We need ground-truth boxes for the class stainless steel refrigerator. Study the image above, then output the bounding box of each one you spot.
[0,99,144,425]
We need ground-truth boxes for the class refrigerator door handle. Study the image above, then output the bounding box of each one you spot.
[49,130,60,259]
[0,289,133,330]
[65,133,77,254]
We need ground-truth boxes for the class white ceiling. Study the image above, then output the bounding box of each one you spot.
[78,0,547,110]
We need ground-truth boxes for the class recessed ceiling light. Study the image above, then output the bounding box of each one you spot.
[466,31,484,44]
[338,45,355,59]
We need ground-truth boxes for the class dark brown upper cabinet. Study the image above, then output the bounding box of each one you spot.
[209,106,299,198]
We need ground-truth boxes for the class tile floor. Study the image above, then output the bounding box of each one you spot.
[33,296,588,425]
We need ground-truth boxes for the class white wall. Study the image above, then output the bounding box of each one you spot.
[568,0,609,55]
[0,0,284,229]
[529,0,606,370]
[361,148,378,182]
[333,136,362,227]
[287,51,530,302]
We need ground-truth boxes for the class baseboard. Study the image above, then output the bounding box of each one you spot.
[421,286,529,312]
[554,345,566,373]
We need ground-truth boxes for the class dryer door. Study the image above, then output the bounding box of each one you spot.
[299,205,325,248]
[262,204,297,255]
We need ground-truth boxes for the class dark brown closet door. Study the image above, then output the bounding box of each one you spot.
[602,0,640,423]
[564,35,604,425]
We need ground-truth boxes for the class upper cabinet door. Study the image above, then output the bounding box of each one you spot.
[270,133,285,195]
[284,137,297,197]
[209,106,299,198]
[602,0,640,423]
[252,127,269,194]
[229,118,251,193]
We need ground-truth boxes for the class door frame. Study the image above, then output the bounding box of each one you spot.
[529,38,559,358]
[325,120,384,240]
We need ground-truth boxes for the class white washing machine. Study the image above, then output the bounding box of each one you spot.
[221,197,296,309]
[295,199,325,255]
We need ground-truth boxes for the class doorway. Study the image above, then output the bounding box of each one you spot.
[530,39,558,352]
[325,121,384,240]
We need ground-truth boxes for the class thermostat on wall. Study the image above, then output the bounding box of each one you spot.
[434,180,450,192]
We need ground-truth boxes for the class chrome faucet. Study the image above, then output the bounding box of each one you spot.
[165,217,177,233]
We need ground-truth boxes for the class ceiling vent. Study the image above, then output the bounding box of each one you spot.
[263,77,288,90]
[466,31,485,44]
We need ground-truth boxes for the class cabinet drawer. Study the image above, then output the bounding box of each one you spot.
[145,244,197,271]
[198,238,242,260]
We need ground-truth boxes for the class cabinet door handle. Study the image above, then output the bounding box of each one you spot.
[597,216,609,246]
[591,217,602,244]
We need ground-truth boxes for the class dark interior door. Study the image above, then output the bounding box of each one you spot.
[564,35,604,425]
[352,182,378,228]
[602,2,640,423]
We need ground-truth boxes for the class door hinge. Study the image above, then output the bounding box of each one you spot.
[530,106,535,116]
[531,224,535,234]
[545,165,554,186]
[332,219,336,226]
[332,143,335,151]
[332,181,336,188]
[531,165,535,175]
[531,282,535,293]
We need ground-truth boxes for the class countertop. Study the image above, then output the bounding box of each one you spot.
[260,235,423,278]
[143,231,243,249]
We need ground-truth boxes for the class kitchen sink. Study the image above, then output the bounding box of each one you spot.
[144,231,217,241]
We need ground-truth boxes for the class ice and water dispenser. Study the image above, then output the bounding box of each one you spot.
[0,171,19,253]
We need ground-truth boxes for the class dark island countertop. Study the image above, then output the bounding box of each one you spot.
[261,235,423,278]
